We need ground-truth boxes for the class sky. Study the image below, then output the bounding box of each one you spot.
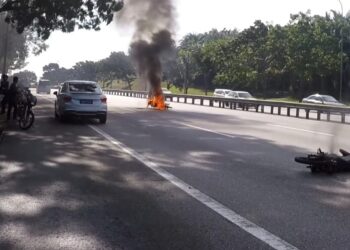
[22,0,349,78]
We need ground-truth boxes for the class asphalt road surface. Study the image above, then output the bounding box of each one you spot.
[0,92,350,250]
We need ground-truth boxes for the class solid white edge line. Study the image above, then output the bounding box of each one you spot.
[89,125,298,250]
[270,124,333,137]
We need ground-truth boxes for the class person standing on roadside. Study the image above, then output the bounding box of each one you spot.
[0,74,9,114]
[7,76,19,121]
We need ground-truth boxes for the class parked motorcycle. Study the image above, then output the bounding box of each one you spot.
[16,88,37,130]
[295,148,350,174]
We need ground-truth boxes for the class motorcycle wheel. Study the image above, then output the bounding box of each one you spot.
[19,110,35,130]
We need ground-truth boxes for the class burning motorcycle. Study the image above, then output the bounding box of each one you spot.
[16,88,37,130]
[295,148,350,174]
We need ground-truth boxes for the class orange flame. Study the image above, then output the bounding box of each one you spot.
[148,94,166,111]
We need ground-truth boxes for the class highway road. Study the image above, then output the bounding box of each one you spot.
[0,92,350,250]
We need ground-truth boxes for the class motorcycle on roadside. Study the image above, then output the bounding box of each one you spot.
[16,88,37,130]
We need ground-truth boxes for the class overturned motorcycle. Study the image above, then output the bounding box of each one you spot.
[295,149,350,174]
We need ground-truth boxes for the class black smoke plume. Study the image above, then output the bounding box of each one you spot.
[130,30,174,95]
[117,0,176,94]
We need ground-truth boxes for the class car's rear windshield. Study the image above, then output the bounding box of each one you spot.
[68,83,101,93]
[238,92,252,98]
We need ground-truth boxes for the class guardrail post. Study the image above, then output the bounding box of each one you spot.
[200,98,204,106]
[296,108,300,118]
[306,109,310,119]
[287,108,291,117]
[210,100,213,107]
[270,106,274,114]
[230,102,233,109]
[317,111,321,121]
[234,103,237,109]
[278,107,281,115]
[192,98,195,104]
[261,105,265,113]
[255,105,259,112]
[341,113,346,123]
[184,97,187,103]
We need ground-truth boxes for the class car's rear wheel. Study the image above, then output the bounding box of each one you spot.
[99,114,107,124]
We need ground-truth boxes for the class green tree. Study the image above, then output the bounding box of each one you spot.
[0,0,124,39]
[73,61,98,81]
[14,70,37,87]
[97,52,136,89]
[42,63,74,84]
[0,13,47,72]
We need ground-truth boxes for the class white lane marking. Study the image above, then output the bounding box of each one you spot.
[89,125,298,250]
[270,124,333,137]
[180,122,334,138]
[177,122,237,139]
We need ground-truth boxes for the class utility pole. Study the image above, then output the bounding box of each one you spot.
[2,22,9,74]
[338,0,344,101]
[1,13,10,75]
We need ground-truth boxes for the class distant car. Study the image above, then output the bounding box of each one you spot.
[302,94,345,106]
[37,79,51,94]
[213,89,233,98]
[225,91,257,109]
[161,88,172,94]
[54,80,107,124]
[226,91,256,100]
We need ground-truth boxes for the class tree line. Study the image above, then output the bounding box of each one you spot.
[37,11,350,100]
[9,10,350,100]
[170,11,350,100]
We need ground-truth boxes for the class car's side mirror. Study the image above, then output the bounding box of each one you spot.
[53,91,58,96]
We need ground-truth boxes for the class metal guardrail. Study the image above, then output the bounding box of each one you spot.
[103,89,350,124]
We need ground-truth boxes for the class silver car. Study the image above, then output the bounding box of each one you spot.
[213,89,233,98]
[227,91,256,100]
[302,94,345,106]
[54,80,107,123]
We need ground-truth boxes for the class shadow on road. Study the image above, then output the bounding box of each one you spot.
[0,102,235,249]
[1,97,350,249]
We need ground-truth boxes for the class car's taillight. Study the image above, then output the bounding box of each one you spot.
[63,96,72,102]
[101,96,107,104]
